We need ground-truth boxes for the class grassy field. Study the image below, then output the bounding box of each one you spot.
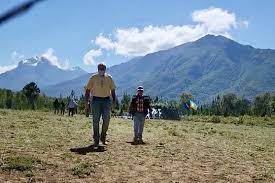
[0,109,274,182]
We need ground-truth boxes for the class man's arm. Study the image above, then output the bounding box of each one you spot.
[85,76,93,102]
[128,97,133,116]
[111,89,116,103]
[85,89,90,101]
[85,89,90,117]
[110,89,116,111]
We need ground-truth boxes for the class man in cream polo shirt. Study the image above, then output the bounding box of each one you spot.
[85,63,116,147]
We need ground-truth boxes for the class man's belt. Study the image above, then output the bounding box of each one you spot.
[92,96,110,100]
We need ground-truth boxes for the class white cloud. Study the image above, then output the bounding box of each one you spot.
[0,51,23,74]
[95,34,115,50]
[0,65,17,74]
[83,49,102,65]
[91,7,248,57]
[41,48,70,69]
[239,20,249,28]
[192,7,237,33]
[11,51,25,61]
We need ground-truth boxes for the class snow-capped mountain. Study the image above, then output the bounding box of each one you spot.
[0,56,87,91]
[44,35,275,102]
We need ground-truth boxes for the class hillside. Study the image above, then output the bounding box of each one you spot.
[44,35,275,102]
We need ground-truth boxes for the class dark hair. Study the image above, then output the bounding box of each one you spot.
[97,63,106,70]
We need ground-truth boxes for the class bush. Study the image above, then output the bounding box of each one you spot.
[211,116,221,123]
[161,106,181,120]
[70,163,96,177]
[238,116,244,124]
[0,156,41,172]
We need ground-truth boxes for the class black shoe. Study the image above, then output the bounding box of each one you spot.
[138,139,145,144]
[93,139,99,147]
[132,137,139,145]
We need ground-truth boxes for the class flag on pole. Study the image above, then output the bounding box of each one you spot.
[183,103,190,110]
[189,100,198,111]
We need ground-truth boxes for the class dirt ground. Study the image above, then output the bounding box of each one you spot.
[0,109,274,182]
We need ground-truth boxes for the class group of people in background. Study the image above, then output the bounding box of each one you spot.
[53,98,78,117]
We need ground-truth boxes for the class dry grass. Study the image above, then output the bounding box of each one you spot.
[0,109,274,182]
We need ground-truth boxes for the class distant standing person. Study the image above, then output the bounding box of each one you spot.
[129,86,152,144]
[85,63,116,148]
[60,100,65,115]
[74,100,78,115]
[68,99,76,117]
[53,98,60,114]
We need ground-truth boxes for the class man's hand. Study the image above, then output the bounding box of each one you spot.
[85,89,90,117]
[111,90,116,110]
[111,99,116,111]
[85,101,90,117]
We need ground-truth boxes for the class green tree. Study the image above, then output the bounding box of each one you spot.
[13,91,27,110]
[120,92,131,112]
[253,93,272,117]
[210,95,223,115]
[235,98,251,116]
[5,89,13,109]
[180,92,193,104]
[161,100,181,120]
[78,94,86,114]
[22,82,40,110]
[35,93,54,110]
[0,89,5,108]
[153,96,159,103]
[221,93,238,116]
[272,94,275,114]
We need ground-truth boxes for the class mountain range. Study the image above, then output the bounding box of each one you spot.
[1,35,275,103]
[0,56,87,91]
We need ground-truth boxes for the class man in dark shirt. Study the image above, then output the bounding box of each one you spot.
[129,86,152,144]
[60,100,65,115]
[53,98,60,114]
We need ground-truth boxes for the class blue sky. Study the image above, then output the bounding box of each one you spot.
[0,0,275,73]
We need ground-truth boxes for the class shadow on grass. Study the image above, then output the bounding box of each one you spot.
[126,141,148,146]
[70,145,106,155]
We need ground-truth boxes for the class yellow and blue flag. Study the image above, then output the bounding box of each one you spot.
[189,100,198,111]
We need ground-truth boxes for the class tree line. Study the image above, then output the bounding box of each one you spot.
[0,82,274,119]
[0,82,53,110]
[119,92,275,120]
[201,93,275,117]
